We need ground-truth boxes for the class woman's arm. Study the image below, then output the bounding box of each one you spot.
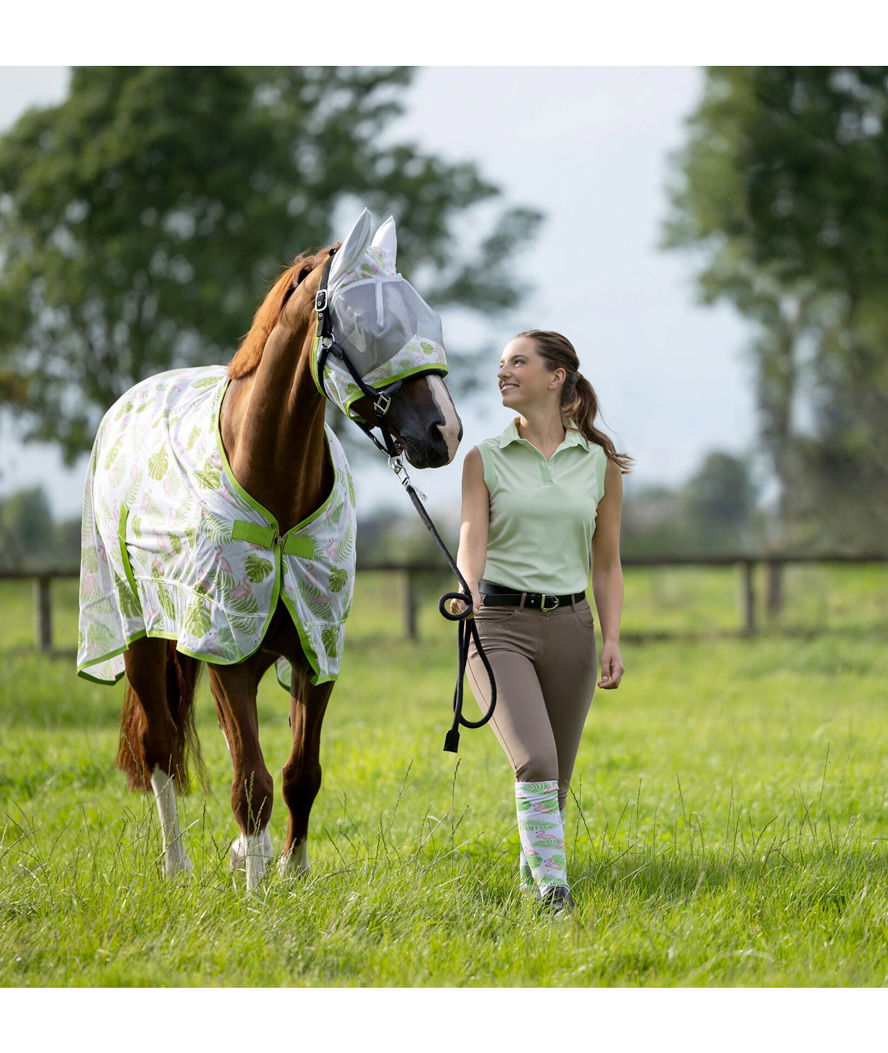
[591,457,625,689]
[454,446,490,613]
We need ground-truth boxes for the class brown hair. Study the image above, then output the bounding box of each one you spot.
[515,329,634,473]
[228,248,332,379]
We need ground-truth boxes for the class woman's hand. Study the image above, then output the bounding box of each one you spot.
[448,588,481,617]
[598,641,624,689]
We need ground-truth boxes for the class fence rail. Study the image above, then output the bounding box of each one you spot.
[2,553,887,652]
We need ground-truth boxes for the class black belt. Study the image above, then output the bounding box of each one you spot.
[479,580,585,612]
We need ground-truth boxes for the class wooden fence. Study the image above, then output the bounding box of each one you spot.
[2,553,887,652]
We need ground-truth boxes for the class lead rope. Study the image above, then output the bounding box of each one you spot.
[388,456,497,754]
[314,257,496,753]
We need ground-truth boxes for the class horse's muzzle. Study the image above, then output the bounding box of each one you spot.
[399,421,462,469]
[387,374,462,469]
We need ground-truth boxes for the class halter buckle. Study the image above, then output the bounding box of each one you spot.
[374,390,392,417]
[315,289,328,312]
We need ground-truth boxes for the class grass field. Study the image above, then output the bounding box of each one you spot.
[0,565,886,987]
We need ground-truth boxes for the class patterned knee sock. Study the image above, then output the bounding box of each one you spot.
[515,780,567,893]
[519,803,566,888]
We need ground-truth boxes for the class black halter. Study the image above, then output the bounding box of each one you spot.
[314,252,405,459]
[312,250,497,753]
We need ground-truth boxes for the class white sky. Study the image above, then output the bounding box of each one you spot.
[0,63,757,524]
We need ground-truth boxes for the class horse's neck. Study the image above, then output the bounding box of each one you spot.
[222,319,332,533]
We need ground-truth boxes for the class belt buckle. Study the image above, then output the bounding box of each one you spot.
[541,594,560,611]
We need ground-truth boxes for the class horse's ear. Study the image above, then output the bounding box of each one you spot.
[371,215,397,260]
[292,257,316,286]
[329,208,373,287]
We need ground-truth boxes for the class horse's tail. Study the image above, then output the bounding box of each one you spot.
[116,642,207,794]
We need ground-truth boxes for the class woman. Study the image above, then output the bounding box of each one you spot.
[456,330,631,915]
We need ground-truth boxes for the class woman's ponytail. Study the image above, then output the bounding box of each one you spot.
[567,372,634,473]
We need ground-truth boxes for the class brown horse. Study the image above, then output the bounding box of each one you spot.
[80,211,462,890]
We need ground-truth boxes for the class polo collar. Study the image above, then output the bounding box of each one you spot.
[497,418,590,452]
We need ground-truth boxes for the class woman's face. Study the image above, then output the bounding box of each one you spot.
[497,336,561,409]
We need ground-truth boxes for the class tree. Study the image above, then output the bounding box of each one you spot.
[684,450,757,553]
[621,449,758,558]
[0,486,55,565]
[662,66,888,551]
[0,67,542,462]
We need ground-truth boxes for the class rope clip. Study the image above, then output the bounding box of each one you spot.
[388,456,427,501]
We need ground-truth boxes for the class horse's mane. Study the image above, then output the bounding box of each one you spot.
[228,246,336,379]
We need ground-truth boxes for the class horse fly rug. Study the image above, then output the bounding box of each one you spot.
[77,366,356,690]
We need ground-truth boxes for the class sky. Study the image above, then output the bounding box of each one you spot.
[0,64,757,527]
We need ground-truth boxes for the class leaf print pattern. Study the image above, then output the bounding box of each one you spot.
[195,465,222,490]
[103,435,124,472]
[77,367,356,689]
[114,573,142,620]
[321,626,338,656]
[185,598,212,638]
[156,584,176,621]
[244,554,273,582]
[202,511,231,544]
[514,781,568,893]
[148,448,168,480]
[320,323,447,420]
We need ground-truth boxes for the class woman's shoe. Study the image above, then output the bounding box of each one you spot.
[539,885,574,916]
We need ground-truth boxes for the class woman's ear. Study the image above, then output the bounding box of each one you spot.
[549,367,567,390]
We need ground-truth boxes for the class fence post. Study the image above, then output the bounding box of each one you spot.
[766,560,784,617]
[740,560,756,636]
[404,568,419,641]
[34,574,53,652]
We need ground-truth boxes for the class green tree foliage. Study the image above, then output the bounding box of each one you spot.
[682,450,758,551]
[0,67,541,462]
[622,450,758,557]
[662,66,888,551]
[0,485,80,566]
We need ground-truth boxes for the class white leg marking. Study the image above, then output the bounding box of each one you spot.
[230,828,274,892]
[427,375,462,463]
[150,767,193,877]
[279,839,310,878]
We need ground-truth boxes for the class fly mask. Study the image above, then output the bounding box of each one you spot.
[310,210,448,455]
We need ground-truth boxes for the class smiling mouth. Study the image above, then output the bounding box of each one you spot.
[499,384,517,393]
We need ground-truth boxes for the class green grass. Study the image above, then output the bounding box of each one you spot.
[0,569,886,986]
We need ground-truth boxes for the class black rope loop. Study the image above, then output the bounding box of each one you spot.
[438,591,471,621]
[397,479,497,753]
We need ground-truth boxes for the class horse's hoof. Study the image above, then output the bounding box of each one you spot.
[231,831,274,893]
[230,830,274,870]
[229,836,246,872]
[279,841,310,878]
[163,854,194,879]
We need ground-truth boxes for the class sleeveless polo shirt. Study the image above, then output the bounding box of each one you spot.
[476,419,608,595]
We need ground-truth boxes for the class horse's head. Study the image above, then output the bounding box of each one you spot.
[229,210,462,469]
[310,210,462,468]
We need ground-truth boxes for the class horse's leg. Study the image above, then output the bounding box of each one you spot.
[209,656,276,892]
[279,670,335,877]
[122,638,194,877]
